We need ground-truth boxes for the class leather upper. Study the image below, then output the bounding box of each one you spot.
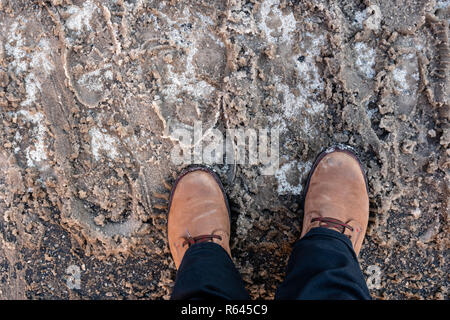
[168,169,231,269]
[301,151,369,255]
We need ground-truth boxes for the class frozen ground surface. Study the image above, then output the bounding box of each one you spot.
[0,0,448,299]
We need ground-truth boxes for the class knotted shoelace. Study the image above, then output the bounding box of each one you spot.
[182,230,222,247]
[311,217,354,239]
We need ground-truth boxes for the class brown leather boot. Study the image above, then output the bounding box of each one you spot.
[301,147,369,256]
[168,167,231,269]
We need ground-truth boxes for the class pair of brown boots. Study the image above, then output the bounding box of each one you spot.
[168,148,369,269]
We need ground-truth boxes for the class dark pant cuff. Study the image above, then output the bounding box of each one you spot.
[171,242,250,300]
[275,227,371,300]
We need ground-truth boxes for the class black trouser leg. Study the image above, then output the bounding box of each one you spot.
[171,242,250,300]
[275,227,371,300]
[172,228,370,300]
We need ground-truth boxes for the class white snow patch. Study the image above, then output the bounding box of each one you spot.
[104,70,113,81]
[269,32,326,135]
[392,53,419,95]
[258,0,297,44]
[195,12,215,26]
[77,64,112,92]
[392,68,409,91]
[65,0,97,32]
[5,20,28,74]
[16,110,48,167]
[6,20,54,76]
[162,47,215,102]
[78,69,103,92]
[353,5,382,30]
[275,81,325,119]
[5,19,54,106]
[31,39,55,75]
[21,73,41,106]
[22,39,55,106]
[89,128,119,161]
[435,1,450,9]
[14,131,22,142]
[354,42,376,79]
[275,159,312,195]
[353,9,367,29]
[151,11,216,103]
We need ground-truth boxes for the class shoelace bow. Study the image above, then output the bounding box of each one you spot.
[182,230,222,247]
[311,217,354,239]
